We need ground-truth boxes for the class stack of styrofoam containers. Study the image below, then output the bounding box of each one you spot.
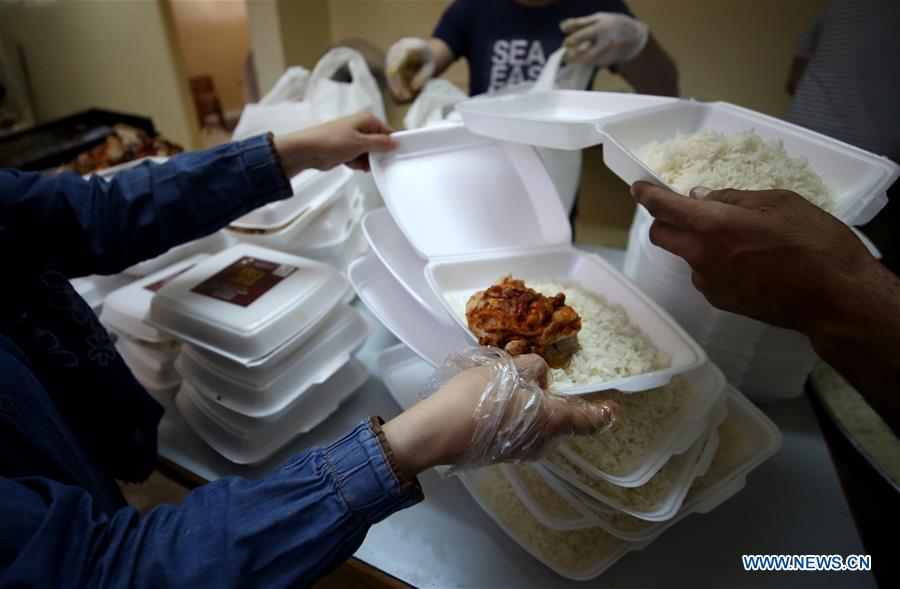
[100,255,209,406]
[377,343,781,580]
[457,92,899,402]
[146,243,371,464]
[227,166,370,273]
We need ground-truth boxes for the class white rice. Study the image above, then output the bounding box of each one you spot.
[637,129,838,212]
[508,463,586,522]
[547,451,673,512]
[470,466,633,575]
[564,377,692,476]
[529,281,671,389]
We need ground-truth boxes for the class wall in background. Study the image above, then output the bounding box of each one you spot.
[627,0,824,116]
[0,0,198,148]
[305,0,824,118]
[169,0,251,112]
[246,0,287,97]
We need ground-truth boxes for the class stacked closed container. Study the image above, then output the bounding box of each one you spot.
[147,242,371,464]
[100,255,210,405]
[226,166,370,272]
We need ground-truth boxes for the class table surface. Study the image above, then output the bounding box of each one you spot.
[158,247,874,588]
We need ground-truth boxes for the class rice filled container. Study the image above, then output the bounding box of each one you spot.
[369,123,706,393]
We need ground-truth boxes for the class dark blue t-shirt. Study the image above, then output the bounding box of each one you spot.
[434,0,632,95]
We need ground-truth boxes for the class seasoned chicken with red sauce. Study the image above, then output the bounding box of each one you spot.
[466,276,581,368]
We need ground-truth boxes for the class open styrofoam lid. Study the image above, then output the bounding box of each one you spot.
[230,165,353,230]
[348,252,470,367]
[370,123,571,259]
[456,90,678,150]
[150,243,341,334]
[361,207,455,326]
[101,254,209,342]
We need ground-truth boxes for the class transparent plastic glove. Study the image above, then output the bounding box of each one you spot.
[419,347,623,475]
[560,12,649,67]
[386,37,436,103]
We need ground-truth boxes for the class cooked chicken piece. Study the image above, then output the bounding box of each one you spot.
[466,276,581,368]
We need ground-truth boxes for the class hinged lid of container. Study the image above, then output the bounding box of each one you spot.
[456,90,678,150]
[370,123,571,259]
[230,165,353,230]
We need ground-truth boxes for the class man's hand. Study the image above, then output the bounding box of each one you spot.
[382,349,622,477]
[632,181,900,433]
[273,112,397,175]
[561,12,649,67]
[386,37,436,104]
[630,182,877,333]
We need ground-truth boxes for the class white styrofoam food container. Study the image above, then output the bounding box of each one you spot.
[542,418,722,522]
[116,337,181,391]
[349,252,471,368]
[148,243,349,364]
[501,463,594,531]
[559,363,728,488]
[564,387,781,542]
[456,90,677,150]
[123,231,230,277]
[175,358,367,464]
[229,165,353,231]
[377,343,437,411]
[85,156,170,181]
[362,207,455,326]
[175,304,371,417]
[101,254,208,343]
[601,101,899,225]
[291,184,365,252]
[299,222,369,274]
[460,466,640,581]
[457,92,898,225]
[71,273,135,314]
[371,124,705,394]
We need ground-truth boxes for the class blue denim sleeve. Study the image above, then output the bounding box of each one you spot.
[0,418,422,589]
[0,134,291,277]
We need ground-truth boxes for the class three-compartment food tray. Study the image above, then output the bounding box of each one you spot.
[368,122,707,394]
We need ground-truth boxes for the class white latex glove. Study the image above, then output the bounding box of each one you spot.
[560,12,649,67]
[386,37,436,103]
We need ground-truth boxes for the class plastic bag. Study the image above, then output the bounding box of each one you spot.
[232,48,385,141]
[419,347,621,475]
[259,66,311,105]
[305,47,386,122]
[403,78,468,130]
